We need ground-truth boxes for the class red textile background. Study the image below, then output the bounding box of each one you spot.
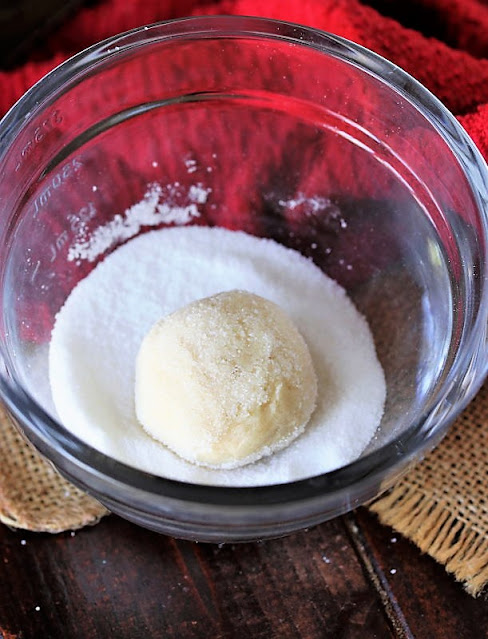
[1,0,488,149]
[2,0,488,343]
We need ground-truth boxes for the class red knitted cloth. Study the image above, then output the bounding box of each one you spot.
[2,0,488,341]
[3,0,487,208]
[2,0,488,140]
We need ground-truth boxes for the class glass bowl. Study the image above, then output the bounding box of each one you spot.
[0,16,487,541]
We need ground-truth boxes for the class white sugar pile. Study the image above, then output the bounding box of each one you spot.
[49,226,386,486]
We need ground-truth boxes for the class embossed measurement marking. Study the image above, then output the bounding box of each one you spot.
[15,110,63,172]
[49,230,69,263]
[33,158,83,216]
[67,201,96,234]
[48,202,97,263]
[29,202,97,287]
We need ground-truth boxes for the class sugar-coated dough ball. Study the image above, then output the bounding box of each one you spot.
[134,290,317,468]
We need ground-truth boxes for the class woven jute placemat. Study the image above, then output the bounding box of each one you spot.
[370,381,488,597]
[1,383,488,595]
[0,404,107,533]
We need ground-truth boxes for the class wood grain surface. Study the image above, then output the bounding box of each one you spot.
[1,510,486,639]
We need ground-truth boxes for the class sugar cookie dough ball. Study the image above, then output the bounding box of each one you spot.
[134,290,317,468]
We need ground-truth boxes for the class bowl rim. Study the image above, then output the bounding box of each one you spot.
[1,14,488,509]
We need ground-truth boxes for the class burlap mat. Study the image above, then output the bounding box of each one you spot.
[0,404,107,532]
[1,383,488,596]
[370,381,488,597]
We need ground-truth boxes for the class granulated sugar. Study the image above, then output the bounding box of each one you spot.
[67,182,210,263]
[49,226,386,486]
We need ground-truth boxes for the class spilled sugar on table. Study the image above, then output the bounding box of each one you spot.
[1,510,488,639]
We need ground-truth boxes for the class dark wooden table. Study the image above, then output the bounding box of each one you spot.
[1,508,486,639]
